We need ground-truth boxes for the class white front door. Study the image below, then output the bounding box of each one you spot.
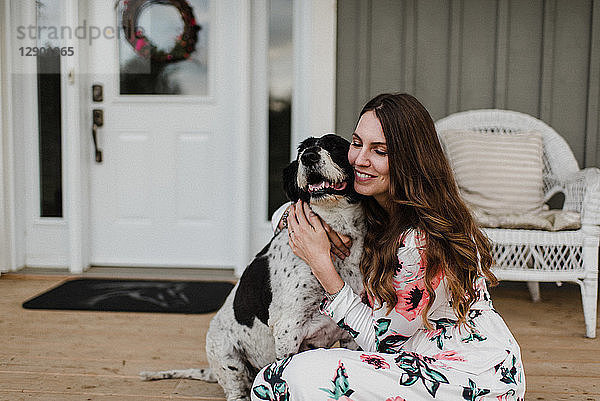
[87,0,249,268]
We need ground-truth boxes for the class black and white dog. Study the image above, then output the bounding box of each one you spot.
[141,134,365,401]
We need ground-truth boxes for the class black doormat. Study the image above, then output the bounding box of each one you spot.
[22,278,234,314]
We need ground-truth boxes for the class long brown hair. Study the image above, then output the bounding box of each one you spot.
[357,93,497,327]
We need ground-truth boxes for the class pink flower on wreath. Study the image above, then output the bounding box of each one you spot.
[135,38,147,52]
[385,397,407,401]
[360,354,390,369]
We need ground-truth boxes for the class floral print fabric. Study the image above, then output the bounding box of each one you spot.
[251,229,525,400]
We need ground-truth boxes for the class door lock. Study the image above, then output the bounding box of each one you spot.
[92,84,103,102]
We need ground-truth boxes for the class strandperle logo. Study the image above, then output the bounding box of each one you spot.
[15,20,142,45]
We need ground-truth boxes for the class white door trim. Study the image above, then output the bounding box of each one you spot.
[291,0,337,155]
[248,0,270,257]
[232,1,253,276]
[0,0,17,273]
[64,0,87,273]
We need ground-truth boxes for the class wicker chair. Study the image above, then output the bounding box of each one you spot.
[435,109,600,338]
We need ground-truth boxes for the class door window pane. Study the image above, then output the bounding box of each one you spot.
[268,0,293,216]
[118,0,209,95]
[37,0,64,217]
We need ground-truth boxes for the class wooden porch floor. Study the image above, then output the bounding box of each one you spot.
[1,272,599,400]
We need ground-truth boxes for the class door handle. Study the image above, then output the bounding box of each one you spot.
[92,109,103,163]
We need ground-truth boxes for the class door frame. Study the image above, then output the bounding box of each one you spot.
[2,0,337,275]
[0,0,16,273]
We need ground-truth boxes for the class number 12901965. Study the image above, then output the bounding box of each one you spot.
[19,47,75,56]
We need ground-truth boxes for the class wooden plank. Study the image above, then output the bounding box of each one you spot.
[0,391,193,401]
[525,374,600,396]
[524,393,600,401]
[523,360,600,377]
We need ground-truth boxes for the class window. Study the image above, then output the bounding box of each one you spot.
[268,0,293,216]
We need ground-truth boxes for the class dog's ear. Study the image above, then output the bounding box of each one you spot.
[282,160,300,202]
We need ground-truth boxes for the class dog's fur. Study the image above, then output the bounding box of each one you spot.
[140,134,365,401]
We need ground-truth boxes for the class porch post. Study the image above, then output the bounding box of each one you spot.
[291,0,337,155]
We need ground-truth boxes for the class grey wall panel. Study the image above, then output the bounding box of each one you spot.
[587,0,600,167]
[336,0,599,167]
[506,0,544,117]
[549,0,592,165]
[370,0,404,96]
[460,0,498,112]
[414,0,450,120]
[336,0,364,140]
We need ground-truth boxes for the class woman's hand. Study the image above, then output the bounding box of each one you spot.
[287,201,345,294]
[287,201,331,269]
[277,203,352,260]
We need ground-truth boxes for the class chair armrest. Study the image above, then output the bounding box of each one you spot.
[546,168,600,225]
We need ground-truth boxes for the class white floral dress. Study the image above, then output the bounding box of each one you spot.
[251,229,525,401]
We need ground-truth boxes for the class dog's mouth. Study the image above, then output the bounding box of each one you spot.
[306,179,348,195]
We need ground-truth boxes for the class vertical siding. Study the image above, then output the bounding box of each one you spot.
[460,0,497,112]
[335,0,364,139]
[590,0,600,167]
[506,0,544,117]
[370,0,403,96]
[337,0,600,167]
[550,0,592,164]
[414,0,450,119]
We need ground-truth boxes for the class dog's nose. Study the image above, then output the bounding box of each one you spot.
[301,148,321,165]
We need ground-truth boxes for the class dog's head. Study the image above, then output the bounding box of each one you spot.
[282,134,361,206]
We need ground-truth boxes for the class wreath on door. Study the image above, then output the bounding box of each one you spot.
[122,0,201,64]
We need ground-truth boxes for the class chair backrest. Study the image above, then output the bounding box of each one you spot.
[435,109,580,194]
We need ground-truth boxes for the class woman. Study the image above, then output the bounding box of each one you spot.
[252,93,525,400]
